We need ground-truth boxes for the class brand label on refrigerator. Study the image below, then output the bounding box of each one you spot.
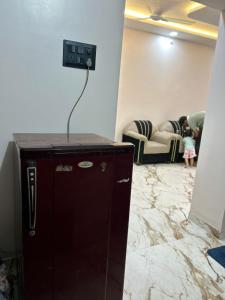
[78,161,94,168]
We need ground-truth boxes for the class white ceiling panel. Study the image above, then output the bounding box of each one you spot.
[189,6,220,26]
[194,0,225,10]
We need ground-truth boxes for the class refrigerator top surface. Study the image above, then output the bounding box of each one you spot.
[13,133,132,151]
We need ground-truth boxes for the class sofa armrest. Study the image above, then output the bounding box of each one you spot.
[169,132,183,141]
[124,130,148,142]
[122,133,145,164]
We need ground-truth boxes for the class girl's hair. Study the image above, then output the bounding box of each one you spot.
[183,128,193,137]
[178,116,187,126]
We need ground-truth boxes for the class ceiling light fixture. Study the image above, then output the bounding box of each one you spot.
[170,31,178,37]
[159,37,174,49]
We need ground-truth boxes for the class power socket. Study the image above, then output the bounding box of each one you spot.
[63,40,96,70]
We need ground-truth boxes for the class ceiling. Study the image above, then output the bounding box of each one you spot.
[125,0,220,46]
[189,6,220,26]
[195,0,225,10]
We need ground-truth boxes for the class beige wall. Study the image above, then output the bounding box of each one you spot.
[115,28,214,140]
[191,12,225,236]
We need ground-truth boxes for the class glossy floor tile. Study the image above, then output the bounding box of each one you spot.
[124,164,225,300]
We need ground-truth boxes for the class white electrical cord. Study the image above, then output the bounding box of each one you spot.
[66,58,92,143]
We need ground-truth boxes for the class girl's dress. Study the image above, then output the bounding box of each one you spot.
[183,137,197,159]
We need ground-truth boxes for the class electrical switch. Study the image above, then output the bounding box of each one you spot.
[77,47,85,54]
[63,40,96,70]
[86,48,92,55]
[71,45,76,53]
[76,56,83,64]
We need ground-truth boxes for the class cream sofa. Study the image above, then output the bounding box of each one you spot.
[122,120,182,164]
[158,120,184,161]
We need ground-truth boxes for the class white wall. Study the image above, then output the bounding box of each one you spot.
[190,12,225,236]
[115,28,214,140]
[0,0,125,252]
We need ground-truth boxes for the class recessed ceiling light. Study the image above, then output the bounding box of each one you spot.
[169,31,178,37]
[159,37,174,49]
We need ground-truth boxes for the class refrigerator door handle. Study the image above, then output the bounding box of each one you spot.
[117,178,130,183]
[27,166,37,237]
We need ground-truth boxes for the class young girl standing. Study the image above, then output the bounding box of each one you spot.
[183,129,197,167]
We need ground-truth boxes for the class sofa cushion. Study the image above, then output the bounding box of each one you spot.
[133,120,153,140]
[152,131,174,145]
[169,121,184,136]
[144,141,170,154]
[158,121,173,132]
[158,121,184,136]
[124,120,158,138]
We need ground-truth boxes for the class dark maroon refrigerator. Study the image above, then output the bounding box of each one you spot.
[14,133,133,300]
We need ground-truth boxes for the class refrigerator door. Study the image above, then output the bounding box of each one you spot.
[21,159,54,300]
[53,152,115,300]
[20,142,133,300]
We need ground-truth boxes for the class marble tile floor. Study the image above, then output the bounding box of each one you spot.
[123,164,225,300]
